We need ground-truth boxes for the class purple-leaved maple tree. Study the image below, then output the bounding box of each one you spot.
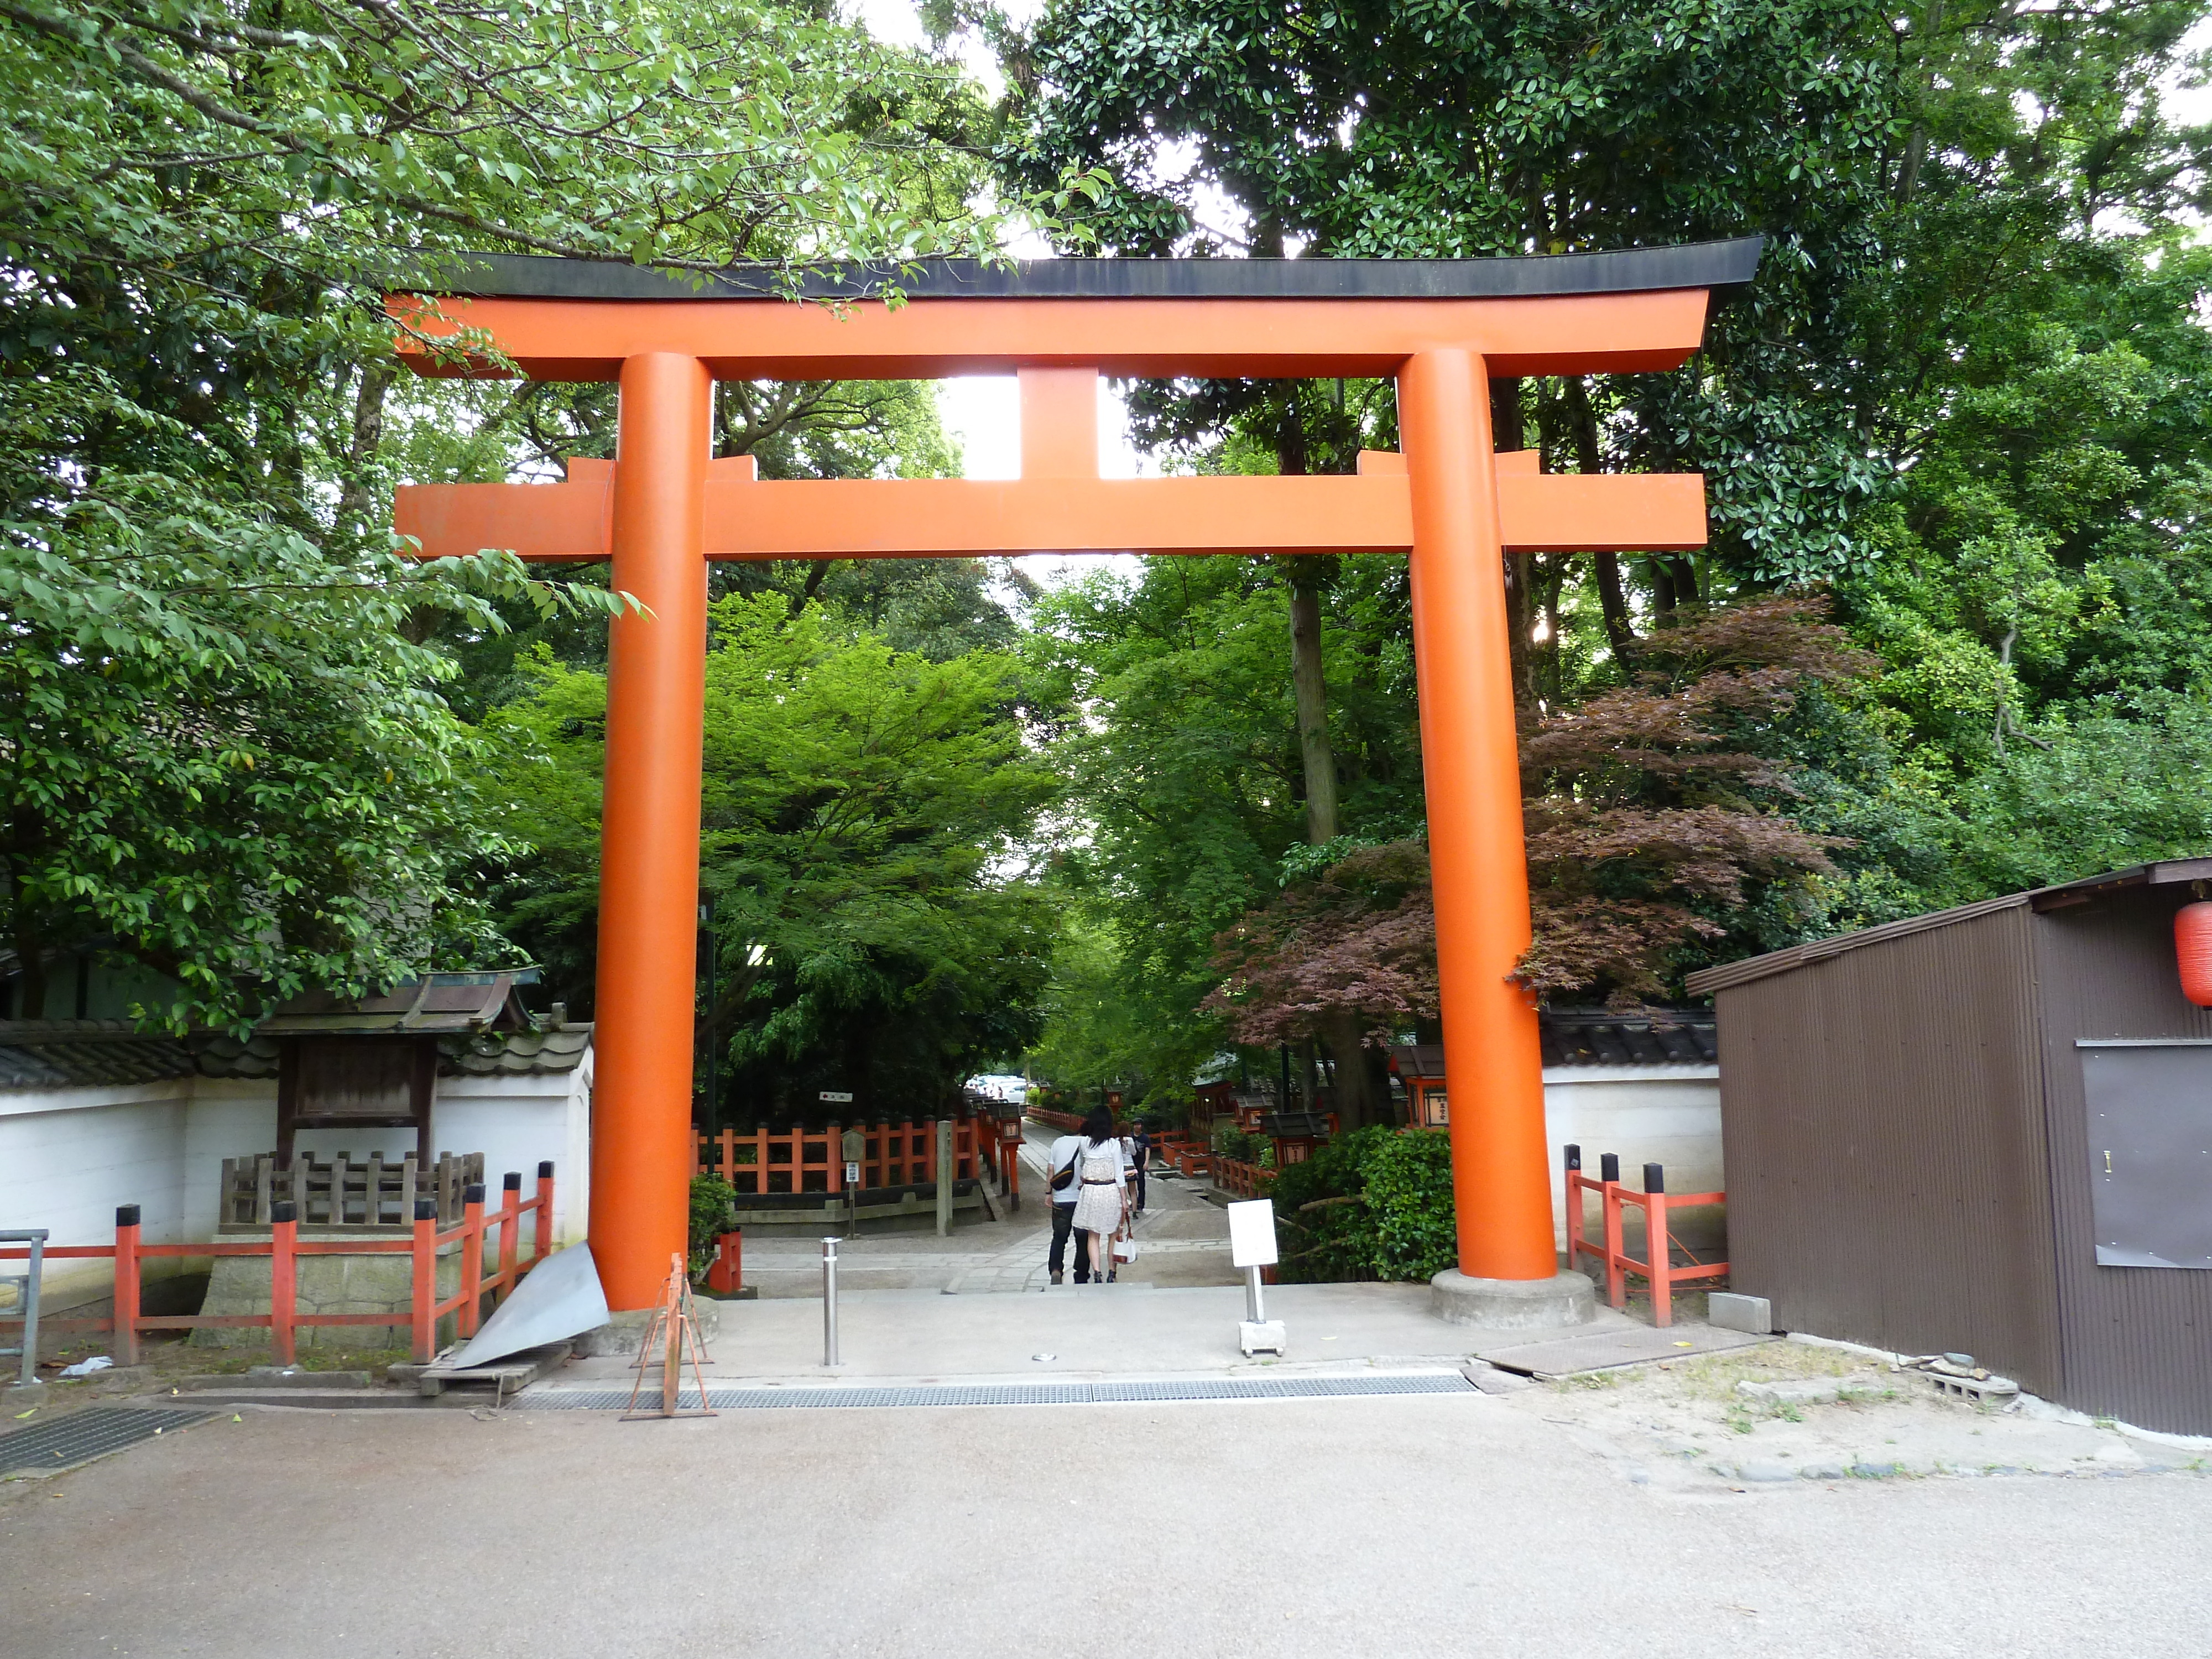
[1204,596,1873,1042]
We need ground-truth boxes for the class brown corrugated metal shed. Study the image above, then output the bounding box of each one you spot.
[1687,859,2212,1433]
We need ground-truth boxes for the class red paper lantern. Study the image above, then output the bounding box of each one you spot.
[2177,902,2212,1006]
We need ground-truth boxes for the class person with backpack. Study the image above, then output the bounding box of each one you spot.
[1069,1107,1131,1284]
[1046,1125,1092,1285]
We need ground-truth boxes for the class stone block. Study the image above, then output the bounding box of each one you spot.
[1708,1291,1773,1334]
[194,1238,469,1350]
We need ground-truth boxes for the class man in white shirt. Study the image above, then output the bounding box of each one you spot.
[1046,1131,1091,1285]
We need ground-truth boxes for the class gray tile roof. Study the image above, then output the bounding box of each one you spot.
[1384,1009,1718,1082]
[0,1022,197,1089]
[0,1020,593,1091]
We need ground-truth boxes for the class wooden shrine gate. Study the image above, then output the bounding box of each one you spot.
[390,240,1760,1310]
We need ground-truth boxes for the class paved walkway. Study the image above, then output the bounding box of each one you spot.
[734,1124,1241,1297]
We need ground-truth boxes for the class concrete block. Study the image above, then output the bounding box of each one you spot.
[570,1301,722,1357]
[1238,1319,1286,1357]
[1459,1361,1534,1395]
[1430,1269,1596,1330]
[1708,1291,1772,1334]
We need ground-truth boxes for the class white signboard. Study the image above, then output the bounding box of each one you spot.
[1227,1199,1280,1269]
[819,1091,854,1103]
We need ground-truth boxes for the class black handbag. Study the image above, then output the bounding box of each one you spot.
[1050,1141,1081,1192]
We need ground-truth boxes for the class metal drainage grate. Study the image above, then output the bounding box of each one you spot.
[520,1372,1478,1411]
[0,1406,216,1475]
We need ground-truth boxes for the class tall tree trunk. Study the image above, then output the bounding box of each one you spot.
[1288,577,1340,842]
[1492,376,1537,709]
[1593,554,1635,662]
[336,356,395,540]
[1275,388,1385,1127]
[1561,377,1638,662]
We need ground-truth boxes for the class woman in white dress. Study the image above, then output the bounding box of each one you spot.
[1068,1107,1129,1284]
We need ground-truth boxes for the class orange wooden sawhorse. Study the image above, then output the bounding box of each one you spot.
[390,242,1759,1310]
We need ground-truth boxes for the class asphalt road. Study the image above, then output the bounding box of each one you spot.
[3,1391,2206,1658]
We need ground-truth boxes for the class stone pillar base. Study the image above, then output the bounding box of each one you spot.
[571,1300,723,1357]
[1430,1269,1597,1330]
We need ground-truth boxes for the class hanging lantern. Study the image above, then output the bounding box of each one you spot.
[2177,902,2212,1006]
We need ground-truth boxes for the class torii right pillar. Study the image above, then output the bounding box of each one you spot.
[1401,347,1596,1327]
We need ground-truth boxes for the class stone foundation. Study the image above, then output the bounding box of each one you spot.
[1429,1268,1597,1330]
[192,1235,471,1351]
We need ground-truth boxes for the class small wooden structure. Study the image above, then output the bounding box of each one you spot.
[263,972,533,1166]
[1687,860,2212,1434]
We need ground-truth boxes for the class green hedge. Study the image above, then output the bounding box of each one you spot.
[1266,1127,1457,1284]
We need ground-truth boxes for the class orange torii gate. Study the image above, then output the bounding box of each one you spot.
[391,239,1759,1314]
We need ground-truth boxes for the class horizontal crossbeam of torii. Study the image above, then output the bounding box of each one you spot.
[390,238,1760,1313]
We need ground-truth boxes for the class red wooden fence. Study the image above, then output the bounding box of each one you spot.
[0,1164,557,1366]
[695,1119,989,1193]
[1563,1146,1726,1327]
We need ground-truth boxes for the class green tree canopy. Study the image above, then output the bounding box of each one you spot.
[1,0,1003,1025]
[487,593,1057,1118]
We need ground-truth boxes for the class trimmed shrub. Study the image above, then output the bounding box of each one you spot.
[1266,1127,1456,1284]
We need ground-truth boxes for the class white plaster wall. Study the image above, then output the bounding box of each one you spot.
[1542,1065,1724,1252]
[428,1057,591,1244]
[2,1056,594,1312]
[0,1082,194,1306]
[184,1081,278,1251]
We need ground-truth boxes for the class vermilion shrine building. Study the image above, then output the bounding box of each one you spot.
[391,239,1761,1314]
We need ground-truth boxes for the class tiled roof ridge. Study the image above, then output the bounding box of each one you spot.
[1,1020,593,1088]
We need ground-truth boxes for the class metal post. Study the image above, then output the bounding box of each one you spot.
[2,1229,46,1387]
[821,1237,841,1367]
[1244,1264,1266,1326]
[936,1118,954,1238]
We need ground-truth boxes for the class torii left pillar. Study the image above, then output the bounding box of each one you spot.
[591,353,711,1308]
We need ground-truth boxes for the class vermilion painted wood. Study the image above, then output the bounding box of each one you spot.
[1401,347,1558,1284]
[394,468,1706,562]
[410,1207,437,1361]
[590,352,713,1311]
[384,275,1730,1294]
[458,1190,485,1338]
[389,289,1710,380]
[1605,1185,1730,1328]
[111,1212,141,1366]
[1019,367,1100,477]
[269,1214,298,1365]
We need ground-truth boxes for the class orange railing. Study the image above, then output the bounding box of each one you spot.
[695,1118,985,1194]
[1563,1146,1727,1328]
[0,1165,557,1366]
[1213,1157,1276,1199]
